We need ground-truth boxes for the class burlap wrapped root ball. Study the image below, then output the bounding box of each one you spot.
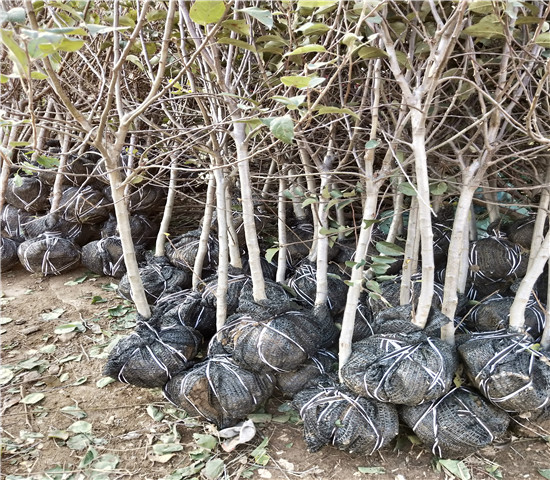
[458,332,550,413]
[219,307,335,374]
[5,176,50,213]
[165,229,219,274]
[286,259,348,314]
[58,186,112,224]
[341,329,458,406]
[464,295,545,341]
[1,236,20,271]
[400,387,510,458]
[82,236,146,278]
[118,255,191,304]
[164,355,274,428]
[17,233,81,275]
[104,314,202,388]
[292,377,399,454]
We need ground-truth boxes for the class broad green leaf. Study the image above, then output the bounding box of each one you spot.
[539,470,550,480]
[260,115,294,144]
[146,404,165,422]
[79,447,98,468]
[0,367,14,385]
[316,106,359,120]
[463,16,505,39]
[126,54,144,70]
[35,155,59,168]
[48,429,70,441]
[86,24,131,35]
[365,139,380,149]
[218,37,256,52]
[60,405,87,419]
[96,376,115,388]
[280,75,325,89]
[430,181,447,195]
[93,454,119,471]
[265,247,279,264]
[298,0,338,8]
[534,33,550,48]
[66,433,90,450]
[189,1,226,26]
[357,46,388,59]
[375,241,405,256]
[285,44,326,56]
[365,279,382,294]
[468,0,494,14]
[152,443,183,455]
[203,458,225,479]
[371,255,397,264]
[21,392,45,404]
[239,6,273,29]
[41,308,65,321]
[54,322,85,334]
[0,28,29,77]
[7,7,26,24]
[297,22,330,35]
[222,19,249,36]
[271,94,306,110]
[358,467,386,474]
[57,38,84,52]
[439,459,471,480]
[193,433,218,451]
[72,376,87,386]
[251,437,270,465]
[371,263,390,275]
[398,182,417,196]
[68,421,92,434]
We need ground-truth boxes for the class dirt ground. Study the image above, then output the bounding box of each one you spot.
[1,265,549,480]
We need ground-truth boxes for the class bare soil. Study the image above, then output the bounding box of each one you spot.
[1,265,549,480]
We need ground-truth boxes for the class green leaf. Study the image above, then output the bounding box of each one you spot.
[539,470,550,480]
[193,433,218,451]
[285,44,326,56]
[365,280,382,294]
[439,459,471,480]
[35,155,60,168]
[91,295,107,304]
[298,0,338,8]
[41,308,65,321]
[316,106,359,120]
[72,376,87,386]
[271,94,306,110]
[468,0,494,14]
[297,22,330,35]
[68,421,92,434]
[79,447,98,468]
[239,7,273,29]
[398,182,417,196]
[152,443,183,455]
[31,71,48,80]
[371,255,397,264]
[57,38,84,52]
[222,19,250,36]
[463,16,505,39]
[280,75,325,89]
[20,392,45,404]
[189,1,226,26]
[0,367,14,385]
[61,405,87,419]
[0,28,29,77]
[96,377,114,388]
[358,467,386,474]
[217,37,256,52]
[93,454,119,471]
[54,322,85,334]
[375,241,405,256]
[260,115,294,144]
[203,458,225,479]
[7,7,26,24]
[48,429,70,441]
[66,433,90,450]
[534,33,550,48]
[251,437,270,465]
[430,181,447,195]
[365,140,380,149]
[85,24,131,35]
[265,247,279,264]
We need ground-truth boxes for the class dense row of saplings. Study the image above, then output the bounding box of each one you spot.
[1,161,549,459]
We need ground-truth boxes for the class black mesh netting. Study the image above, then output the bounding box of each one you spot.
[1,236,20,271]
[341,328,457,406]
[350,293,375,342]
[241,254,278,281]
[19,213,100,246]
[200,267,252,313]
[82,236,146,278]
[5,176,50,213]
[285,220,314,263]
[234,277,297,319]
[492,216,548,250]
[163,354,275,428]
[468,236,528,299]
[58,186,111,224]
[157,289,217,339]
[458,332,550,412]
[462,295,545,341]
[118,255,192,304]
[104,312,202,388]
[510,404,550,438]
[217,305,337,374]
[101,213,158,246]
[275,349,336,398]
[2,204,32,242]
[286,259,348,314]
[17,233,81,275]
[104,184,166,214]
[165,229,219,274]
[400,387,510,458]
[292,376,399,454]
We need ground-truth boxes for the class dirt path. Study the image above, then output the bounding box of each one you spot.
[1,265,549,480]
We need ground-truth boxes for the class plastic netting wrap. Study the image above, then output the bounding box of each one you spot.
[350,294,375,342]
[510,404,550,438]
[468,236,528,299]
[82,236,146,278]
[58,186,111,224]
[1,236,20,271]
[400,387,510,458]
[163,354,275,428]
[463,295,545,341]
[200,267,251,313]
[20,213,100,246]
[341,329,458,406]
[101,213,158,246]
[5,176,50,213]
[286,259,348,314]
[104,313,202,388]
[275,349,336,398]
[218,308,332,374]
[17,233,81,275]
[241,255,278,281]
[286,221,314,263]
[2,204,32,242]
[458,332,550,413]
[165,229,218,274]
[235,277,297,319]
[61,150,104,186]
[118,255,192,304]
[158,289,217,338]
[292,376,399,454]
[103,184,166,214]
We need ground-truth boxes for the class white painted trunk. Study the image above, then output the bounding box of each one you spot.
[192,174,215,290]
[155,157,177,257]
[277,176,288,283]
[214,167,229,330]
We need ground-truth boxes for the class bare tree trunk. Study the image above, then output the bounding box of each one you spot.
[192,174,215,289]
[277,175,288,283]
[155,156,178,257]
[400,196,419,305]
[214,165,229,330]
